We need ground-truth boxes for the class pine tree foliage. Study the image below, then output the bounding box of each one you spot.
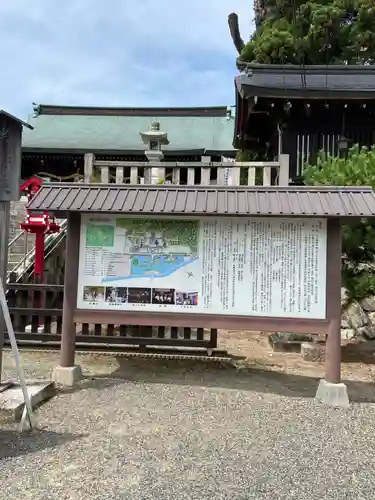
[242,1,375,65]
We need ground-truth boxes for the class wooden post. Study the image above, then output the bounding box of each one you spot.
[262,167,272,186]
[60,212,80,367]
[84,153,94,183]
[115,166,124,184]
[100,166,109,183]
[278,154,290,186]
[200,156,211,186]
[324,218,342,384]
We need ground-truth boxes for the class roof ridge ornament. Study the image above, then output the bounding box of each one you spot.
[228,13,245,55]
[32,103,41,117]
[150,120,160,132]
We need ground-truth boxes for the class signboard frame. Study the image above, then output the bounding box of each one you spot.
[75,213,328,321]
[70,213,340,336]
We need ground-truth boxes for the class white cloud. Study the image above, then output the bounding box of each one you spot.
[0,1,253,119]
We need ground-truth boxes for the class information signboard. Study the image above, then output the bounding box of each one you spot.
[77,215,327,319]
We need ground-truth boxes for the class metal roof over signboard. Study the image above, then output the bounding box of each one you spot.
[26,183,375,219]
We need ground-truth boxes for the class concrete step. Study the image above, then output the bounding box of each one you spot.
[8,236,35,252]
[0,380,56,422]
[9,243,34,252]
[9,244,35,254]
[8,234,35,249]
[9,199,28,241]
[8,253,31,262]
[8,254,28,262]
[7,262,28,271]
[9,252,33,260]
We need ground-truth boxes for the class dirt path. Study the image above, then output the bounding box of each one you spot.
[3,330,375,389]
[219,330,375,383]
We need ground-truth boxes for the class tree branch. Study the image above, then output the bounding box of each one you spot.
[228,13,245,54]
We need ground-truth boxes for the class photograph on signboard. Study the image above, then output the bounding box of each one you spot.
[105,287,128,305]
[152,288,175,305]
[175,291,198,306]
[77,215,327,319]
[83,286,105,304]
[127,287,152,304]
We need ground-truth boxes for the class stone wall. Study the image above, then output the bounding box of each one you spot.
[341,288,375,340]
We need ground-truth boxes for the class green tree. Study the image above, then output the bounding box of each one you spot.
[304,145,375,300]
[240,0,375,65]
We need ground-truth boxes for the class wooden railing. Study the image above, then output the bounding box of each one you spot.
[5,282,217,350]
[6,283,63,339]
[84,154,290,186]
[6,154,289,351]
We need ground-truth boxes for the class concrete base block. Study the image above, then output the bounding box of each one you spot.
[315,379,350,408]
[0,380,56,421]
[52,365,83,386]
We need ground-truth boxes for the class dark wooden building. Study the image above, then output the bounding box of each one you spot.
[234,64,375,180]
[0,110,33,200]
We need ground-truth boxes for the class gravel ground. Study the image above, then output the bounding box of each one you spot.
[1,351,375,499]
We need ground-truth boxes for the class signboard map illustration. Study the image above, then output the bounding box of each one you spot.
[103,218,198,282]
[77,215,327,319]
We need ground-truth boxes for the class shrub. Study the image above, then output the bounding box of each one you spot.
[304,145,375,301]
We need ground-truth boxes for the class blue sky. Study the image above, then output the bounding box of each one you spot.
[0,1,253,120]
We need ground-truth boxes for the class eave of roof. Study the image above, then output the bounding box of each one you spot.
[21,147,236,157]
[235,63,375,100]
[27,183,375,219]
[238,62,375,74]
[35,105,232,117]
[0,110,33,129]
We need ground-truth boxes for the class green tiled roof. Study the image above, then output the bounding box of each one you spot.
[22,105,236,154]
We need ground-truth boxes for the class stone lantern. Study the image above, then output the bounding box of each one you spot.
[139,121,169,184]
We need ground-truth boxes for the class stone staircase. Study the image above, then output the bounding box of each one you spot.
[7,199,35,275]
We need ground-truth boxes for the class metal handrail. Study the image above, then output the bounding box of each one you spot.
[6,219,67,281]
[7,229,32,281]
[8,229,25,249]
